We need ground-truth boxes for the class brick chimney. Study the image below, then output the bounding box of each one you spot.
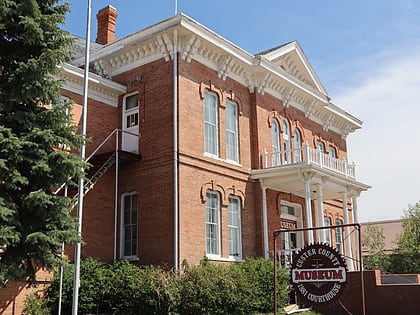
[96,6,118,44]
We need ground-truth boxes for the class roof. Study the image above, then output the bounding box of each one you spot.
[68,13,363,138]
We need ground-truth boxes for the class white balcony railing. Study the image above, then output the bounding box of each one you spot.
[263,142,356,179]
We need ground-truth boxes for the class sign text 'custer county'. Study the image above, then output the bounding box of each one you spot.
[295,246,341,268]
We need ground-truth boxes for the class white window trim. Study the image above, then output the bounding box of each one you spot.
[120,192,139,261]
[279,201,303,249]
[205,191,221,257]
[225,100,239,163]
[123,92,139,128]
[228,195,242,260]
[203,91,219,157]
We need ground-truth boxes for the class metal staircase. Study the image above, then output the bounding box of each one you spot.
[72,152,117,202]
[55,129,140,201]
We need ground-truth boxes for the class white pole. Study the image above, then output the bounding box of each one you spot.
[58,186,68,315]
[175,0,178,14]
[261,187,269,258]
[113,131,119,260]
[72,0,91,314]
[173,29,179,271]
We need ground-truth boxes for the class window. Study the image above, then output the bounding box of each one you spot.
[282,119,291,163]
[121,193,138,258]
[293,129,302,162]
[125,94,139,128]
[204,91,218,156]
[329,146,337,158]
[205,191,220,255]
[316,141,325,152]
[271,119,280,166]
[335,219,343,254]
[281,204,295,216]
[324,217,331,244]
[228,196,242,257]
[226,100,239,162]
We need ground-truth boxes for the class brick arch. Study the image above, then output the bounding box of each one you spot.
[200,180,227,206]
[313,134,327,149]
[267,110,283,128]
[224,91,243,115]
[199,81,223,103]
[291,120,306,139]
[227,186,245,209]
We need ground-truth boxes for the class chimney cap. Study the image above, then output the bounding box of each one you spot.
[97,5,118,14]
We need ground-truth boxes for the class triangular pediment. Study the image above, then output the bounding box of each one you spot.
[257,41,327,95]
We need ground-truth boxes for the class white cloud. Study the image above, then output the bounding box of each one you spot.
[336,47,420,222]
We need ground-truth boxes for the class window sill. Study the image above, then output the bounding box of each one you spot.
[121,256,139,262]
[206,255,244,263]
[203,153,242,167]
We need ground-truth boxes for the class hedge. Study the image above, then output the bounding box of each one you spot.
[24,257,289,315]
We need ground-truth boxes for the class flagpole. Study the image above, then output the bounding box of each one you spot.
[175,0,178,14]
[72,0,91,314]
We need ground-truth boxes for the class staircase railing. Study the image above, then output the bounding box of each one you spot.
[54,128,140,197]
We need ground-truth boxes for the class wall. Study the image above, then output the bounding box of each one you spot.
[322,270,420,315]
[0,270,51,315]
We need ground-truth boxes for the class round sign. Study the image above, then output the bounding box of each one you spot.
[291,243,347,307]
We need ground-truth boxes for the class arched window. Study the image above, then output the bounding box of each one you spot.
[271,119,280,166]
[316,140,325,152]
[228,196,242,258]
[226,100,239,162]
[205,190,220,256]
[329,146,337,158]
[282,119,291,163]
[293,129,302,162]
[204,91,218,156]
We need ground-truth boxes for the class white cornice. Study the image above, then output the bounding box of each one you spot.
[56,63,126,107]
[69,14,362,137]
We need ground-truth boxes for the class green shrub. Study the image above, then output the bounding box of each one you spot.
[178,257,289,315]
[239,257,289,312]
[23,292,50,315]
[46,257,110,314]
[105,260,179,314]
[42,257,289,314]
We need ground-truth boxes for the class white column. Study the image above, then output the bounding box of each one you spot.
[302,172,314,244]
[315,183,325,243]
[342,190,354,271]
[352,193,360,270]
[262,186,269,258]
[352,194,359,224]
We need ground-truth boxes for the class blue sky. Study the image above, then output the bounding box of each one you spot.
[64,1,420,222]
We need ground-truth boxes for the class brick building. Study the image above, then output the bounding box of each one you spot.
[60,6,370,271]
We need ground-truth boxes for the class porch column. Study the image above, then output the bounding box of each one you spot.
[315,182,325,243]
[302,172,314,244]
[352,193,359,224]
[342,190,354,271]
[262,186,269,258]
[352,193,360,270]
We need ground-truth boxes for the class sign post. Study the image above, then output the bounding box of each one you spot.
[273,224,365,315]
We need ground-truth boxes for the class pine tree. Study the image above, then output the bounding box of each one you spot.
[0,0,86,282]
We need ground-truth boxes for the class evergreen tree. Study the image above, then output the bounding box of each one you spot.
[0,0,86,282]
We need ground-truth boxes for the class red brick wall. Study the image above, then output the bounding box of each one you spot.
[62,54,354,269]
[321,270,420,315]
[0,270,51,315]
